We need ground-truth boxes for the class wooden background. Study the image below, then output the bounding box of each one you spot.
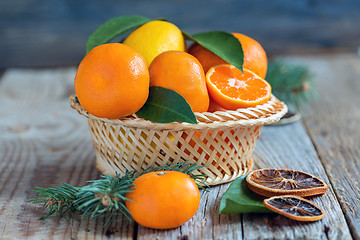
[0,54,359,239]
[0,1,360,239]
[1,0,360,68]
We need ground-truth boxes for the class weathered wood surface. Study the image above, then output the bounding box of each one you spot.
[1,0,360,68]
[0,54,359,239]
[286,54,360,240]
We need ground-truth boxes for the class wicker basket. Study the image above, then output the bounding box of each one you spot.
[69,94,287,186]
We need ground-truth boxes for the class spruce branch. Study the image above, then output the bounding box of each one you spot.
[75,172,135,223]
[29,183,78,221]
[29,161,208,224]
[266,60,316,111]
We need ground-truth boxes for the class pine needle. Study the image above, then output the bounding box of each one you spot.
[266,60,316,111]
[28,184,78,221]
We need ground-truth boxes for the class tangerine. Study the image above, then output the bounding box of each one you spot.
[125,171,200,229]
[74,43,149,119]
[149,50,210,112]
[188,33,268,79]
[206,65,271,110]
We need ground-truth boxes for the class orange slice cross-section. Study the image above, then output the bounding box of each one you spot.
[264,195,326,222]
[246,169,328,197]
[206,65,271,110]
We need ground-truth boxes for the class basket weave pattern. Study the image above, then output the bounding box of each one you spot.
[70,94,287,185]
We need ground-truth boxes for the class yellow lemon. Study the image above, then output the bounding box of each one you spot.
[123,20,186,65]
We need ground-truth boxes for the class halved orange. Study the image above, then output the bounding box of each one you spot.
[264,195,326,222]
[246,169,328,197]
[205,65,271,110]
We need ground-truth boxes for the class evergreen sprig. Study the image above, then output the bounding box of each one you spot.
[29,161,208,225]
[75,172,135,225]
[266,60,316,110]
[28,183,78,221]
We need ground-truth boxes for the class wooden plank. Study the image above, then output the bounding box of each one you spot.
[0,68,135,239]
[284,53,360,239]
[247,123,351,240]
[134,122,352,239]
[0,63,355,239]
[135,184,243,240]
[1,0,360,67]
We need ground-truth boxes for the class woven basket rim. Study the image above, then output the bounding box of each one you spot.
[69,94,287,131]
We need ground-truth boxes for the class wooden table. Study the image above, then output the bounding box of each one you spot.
[0,53,359,239]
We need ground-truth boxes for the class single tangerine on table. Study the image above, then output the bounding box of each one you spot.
[125,171,200,229]
[149,50,210,112]
[206,65,271,110]
[74,43,149,119]
[188,33,268,79]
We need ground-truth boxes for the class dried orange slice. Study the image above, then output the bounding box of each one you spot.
[246,169,328,197]
[205,65,271,110]
[264,195,326,221]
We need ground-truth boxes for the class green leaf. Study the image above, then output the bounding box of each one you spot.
[219,175,271,214]
[136,86,197,124]
[86,15,152,53]
[183,31,244,71]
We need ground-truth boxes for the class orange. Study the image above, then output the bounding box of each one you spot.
[246,169,328,197]
[74,43,149,119]
[188,33,268,79]
[206,65,271,110]
[149,50,209,112]
[263,195,326,222]
[125,171,200,229]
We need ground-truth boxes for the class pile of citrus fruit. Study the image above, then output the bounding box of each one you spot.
[73,16,273,230]
[74,19,271,120]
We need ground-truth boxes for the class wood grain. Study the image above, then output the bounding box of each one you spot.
[284,54,360,240]
[0,59,356,239]
[249,123,351,240]
[0,68,134,240]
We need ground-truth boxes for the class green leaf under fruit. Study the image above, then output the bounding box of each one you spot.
[86,15,152,53]
[219,175,271,214]
[136,87,197,124]
[183,31,244,72]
